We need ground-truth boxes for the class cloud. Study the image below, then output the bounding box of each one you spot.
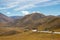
[14,0,50,11]
[14,4,35,11]
[14,0,60,11]
[6,12,11,14]
[0,0,20,10]
[6,2,20,8]
[32,11,41,13]
[38,0,60,7]
[21,11,30,15]
[0,8,6,10]
[0,0,50,10]
[0,0,60,10]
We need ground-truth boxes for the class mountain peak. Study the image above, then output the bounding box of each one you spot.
[0,13,14,23]
[30,13,45,20]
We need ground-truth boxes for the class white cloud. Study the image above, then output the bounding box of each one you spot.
[21,11,30,15]
[14,0,60,11]
[0,0,50,10]
[32,11,41,13]
[0,0,60,10]
[14,4,35,11]
[38,0,60,7]
[6,2,20,8]
[0,7,6,10]
[14,0,50,11]
[6,12,11,14]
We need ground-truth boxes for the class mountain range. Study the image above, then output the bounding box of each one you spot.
[0,13,60,31]
[0,13,14,22]
[11,16,23,20]
[12,12,60,31]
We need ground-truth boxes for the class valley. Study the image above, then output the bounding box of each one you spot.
[0,13,60,40]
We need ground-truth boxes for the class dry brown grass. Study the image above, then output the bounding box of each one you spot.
[0,27,60,40]
[38,17,60,31]
[0,29,60,40]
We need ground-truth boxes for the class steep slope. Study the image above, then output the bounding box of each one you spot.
[14,13,46,29]
[38,17,60,31]
[0,13,14,27]
[0,13,14,22]
[12,13,60,31]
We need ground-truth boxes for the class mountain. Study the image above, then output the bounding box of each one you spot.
[38,16,60,31]
[0,12,60,31]
[10,16,23,20]
[13,12,60,31]
[58,15,60,17]
[0,13,14,22]
[13,13,46,28]
[0,13,14,27]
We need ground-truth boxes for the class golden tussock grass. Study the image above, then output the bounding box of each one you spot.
[0,30,60,40]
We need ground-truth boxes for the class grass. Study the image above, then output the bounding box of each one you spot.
[0,27,60,40]
[0,30,60,40]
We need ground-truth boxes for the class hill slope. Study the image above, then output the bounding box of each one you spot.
[0,13,14,27]
[38,17,60,31]
[14,13,46,28]
[14,13,60,31]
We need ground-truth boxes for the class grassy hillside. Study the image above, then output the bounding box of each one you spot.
[0,27,60,40]
[38,17,60,31]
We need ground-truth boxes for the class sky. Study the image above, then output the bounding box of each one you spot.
[0,0,60,16]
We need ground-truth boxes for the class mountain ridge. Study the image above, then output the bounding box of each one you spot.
[0,13,60,31]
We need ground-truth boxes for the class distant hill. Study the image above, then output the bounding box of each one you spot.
[10,16,23,20]
[58,15,60,17]
[38,17,60,31]
[0,12,60,31]
[0,13,14,22]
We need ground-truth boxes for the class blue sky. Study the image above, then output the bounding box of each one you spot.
[0,0,60,16]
